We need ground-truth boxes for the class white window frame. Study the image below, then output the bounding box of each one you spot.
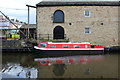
[84,10,91,17]
[85,27,91,34]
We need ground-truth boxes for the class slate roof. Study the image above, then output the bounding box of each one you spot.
[20,24,36,29]
[36,1,120,7]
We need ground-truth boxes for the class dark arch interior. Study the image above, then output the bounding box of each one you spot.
[53,26,64,39]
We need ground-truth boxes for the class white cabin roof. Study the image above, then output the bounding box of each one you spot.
[48,42,90,44]
[42,0,118,2]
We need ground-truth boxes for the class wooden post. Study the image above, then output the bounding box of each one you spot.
[26,5,36,39]
[39,34,40,40]
[27,6,30,39]
[48,34,49,40]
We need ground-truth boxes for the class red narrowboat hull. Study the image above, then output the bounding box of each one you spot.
[34,42,104,57]
[34,47,104,57]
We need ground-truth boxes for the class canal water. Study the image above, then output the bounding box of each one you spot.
[2,52,119,79]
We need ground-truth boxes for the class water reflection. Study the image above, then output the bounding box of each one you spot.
[2,54,38,78]
[2,54,37,68]
[53,64,66,76]
[2,53,119,78]
[2,63,38,78]
[34,55,104,66]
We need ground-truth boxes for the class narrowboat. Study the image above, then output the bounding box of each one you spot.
[34,42,104,56]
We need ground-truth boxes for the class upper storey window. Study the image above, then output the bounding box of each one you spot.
[53,10,64,23]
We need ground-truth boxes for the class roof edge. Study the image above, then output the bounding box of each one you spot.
[36,1,120,7]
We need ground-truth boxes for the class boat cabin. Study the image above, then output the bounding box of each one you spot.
[38,42,103,49]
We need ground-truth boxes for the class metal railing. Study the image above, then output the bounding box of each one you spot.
[1,33,69,41]
[37,34,69,41]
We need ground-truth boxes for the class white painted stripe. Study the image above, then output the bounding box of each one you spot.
[48,42,90,44]
[90,48,104,50]
[34,46,39,49]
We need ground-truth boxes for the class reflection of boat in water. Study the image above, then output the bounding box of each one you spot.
[34,55,104,66]
[34,42,104,56]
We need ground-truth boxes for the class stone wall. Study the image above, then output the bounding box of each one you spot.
[118,7,120,46]
[2,40,21,48]
[37,6,119,47]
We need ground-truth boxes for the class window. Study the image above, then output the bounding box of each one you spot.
[50,45,56,48]
[40,44,46,47]
[84,10,90,17]
[85,28,91,34]
[40,61,47,64]
[62,45,69,48]
[53,10,64,23]
[74,45,80,48]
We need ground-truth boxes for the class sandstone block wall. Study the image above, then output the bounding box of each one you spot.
[37,6,119,47]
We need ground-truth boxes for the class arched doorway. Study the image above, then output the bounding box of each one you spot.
[53,26,64,39]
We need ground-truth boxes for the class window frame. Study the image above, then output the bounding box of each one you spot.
[85,27,91,34]
[84,10,91,17]
[53,10,64,23]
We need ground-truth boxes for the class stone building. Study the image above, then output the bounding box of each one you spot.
[36,1,120,47]
[20,24,36,39]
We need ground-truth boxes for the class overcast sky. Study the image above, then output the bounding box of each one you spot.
[0,0,42,24]
[0,0,119,24]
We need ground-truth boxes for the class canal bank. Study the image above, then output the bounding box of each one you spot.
[1,39,36,53]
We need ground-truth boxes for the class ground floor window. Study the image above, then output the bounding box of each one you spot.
[85,28,91,34]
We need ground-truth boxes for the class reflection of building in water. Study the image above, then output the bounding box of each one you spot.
[53,64,66,76]
[36,55,118,78]
[2,63,38,78]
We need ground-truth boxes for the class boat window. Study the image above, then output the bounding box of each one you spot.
[62,45,69,48]
[74,45,80,48]
[40,61,47,64]
[50,45,56,48]
[40,44,46,47]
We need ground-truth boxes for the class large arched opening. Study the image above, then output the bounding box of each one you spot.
[53,26,64,39]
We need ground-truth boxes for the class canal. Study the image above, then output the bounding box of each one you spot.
[2,52,119,79]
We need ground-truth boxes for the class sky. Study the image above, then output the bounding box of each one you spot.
[0,0,42,24]
[0,0,119,24]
